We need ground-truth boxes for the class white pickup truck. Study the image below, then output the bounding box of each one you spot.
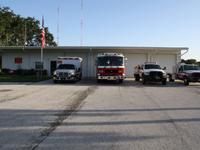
[53,57,82,83]
[134,62,167,85]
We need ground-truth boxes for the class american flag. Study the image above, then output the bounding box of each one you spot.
[41,16,45,48]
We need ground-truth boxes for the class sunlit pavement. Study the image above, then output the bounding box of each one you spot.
[0,79,200,150]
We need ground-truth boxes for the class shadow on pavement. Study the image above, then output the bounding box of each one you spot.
[0,107,200,149]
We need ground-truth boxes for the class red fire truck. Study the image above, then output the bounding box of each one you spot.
[96,53,126,83]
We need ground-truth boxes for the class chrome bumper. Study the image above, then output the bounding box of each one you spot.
[97,75,125,80]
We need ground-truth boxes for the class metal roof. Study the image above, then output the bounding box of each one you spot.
[0,46,189,52]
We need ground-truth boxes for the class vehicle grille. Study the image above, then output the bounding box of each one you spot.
[150,71,163,78]
[105,69,118,74]
[58,72,68,78]
[192,73,200,78]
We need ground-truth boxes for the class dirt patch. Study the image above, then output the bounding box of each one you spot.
[0,89,12,92]
[0,94,27,103]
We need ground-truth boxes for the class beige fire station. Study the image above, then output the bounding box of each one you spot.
[0,46,188,77]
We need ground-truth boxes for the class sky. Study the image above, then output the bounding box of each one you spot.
[0,0,200,60]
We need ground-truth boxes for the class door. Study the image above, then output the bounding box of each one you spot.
[50,61,57,75]
[154,54,176,73]
[0,55,2,71]
[125,54,147,77]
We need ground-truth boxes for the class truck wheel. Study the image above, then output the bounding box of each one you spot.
[184,78,189,86]
[119,79,123,83]
[74,77,78,83]
[134,74,140,81]
[162,79,167,85]
[97,79,101,83]
[78,74,82,80]
[79,76,82,80]
[142,78,146,85]
[135,77,140,81]
[53,80,58,84]
[168,75,175,82]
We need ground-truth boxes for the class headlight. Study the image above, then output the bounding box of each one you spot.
[144,72,150,75]
[70,72,75,75]
[118,70,124,73]
[53,71,57,76]
[163,72,167,77]
[98,70,104,73]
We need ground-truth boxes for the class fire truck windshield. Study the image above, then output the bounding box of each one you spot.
[97,56,123,66]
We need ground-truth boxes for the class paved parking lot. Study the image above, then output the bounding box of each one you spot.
[0,79,200,150]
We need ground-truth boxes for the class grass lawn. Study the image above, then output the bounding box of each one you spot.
[0,75,50,82]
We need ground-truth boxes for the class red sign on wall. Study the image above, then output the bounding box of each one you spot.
[15,57,22,64]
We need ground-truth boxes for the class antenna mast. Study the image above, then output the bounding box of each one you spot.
[80,0,83,46]
[57,6,60,46]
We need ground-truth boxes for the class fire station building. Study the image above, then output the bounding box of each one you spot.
[0,46,188,77]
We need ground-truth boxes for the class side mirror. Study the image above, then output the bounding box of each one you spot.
[163,67,166,70]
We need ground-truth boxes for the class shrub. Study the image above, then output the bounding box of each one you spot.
[2,68,15,75]
[2,68,48,76]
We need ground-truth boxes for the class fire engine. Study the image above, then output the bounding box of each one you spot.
[96,53,126,83]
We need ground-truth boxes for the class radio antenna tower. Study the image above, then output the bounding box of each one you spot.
[57,6,60,46]
[80,0,83,46]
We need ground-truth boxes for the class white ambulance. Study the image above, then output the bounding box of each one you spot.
[53,57,82,83]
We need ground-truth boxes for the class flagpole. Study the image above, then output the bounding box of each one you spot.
[40,16,45,79]
[40,46,43,78]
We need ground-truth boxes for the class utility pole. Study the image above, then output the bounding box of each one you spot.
[57,6,60,46]
[80,0,83,46]
[24,21,27,47]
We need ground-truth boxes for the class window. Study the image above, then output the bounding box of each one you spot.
[97,56,123,66]
[179,66,183,72]
[145,64,161,69]
[183,65,199,70]
[57,64,75,69]
[15,57,22,64]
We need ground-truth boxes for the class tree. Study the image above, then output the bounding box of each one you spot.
[181,59,200,66]
[185,59,197,64]
[0,6,57,47]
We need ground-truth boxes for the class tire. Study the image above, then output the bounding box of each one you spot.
[53,80,58,84]
[162,79,167,85]
[74,77,78,83]
[79,75,82,80]
[142,78,146,85]
[119,79,123,83]
[97,79,101,83]
[79,73,82,80]
[135,77,140,81]
[184,78,189,86]
[168,75,175,82]
[134,74,140,81]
